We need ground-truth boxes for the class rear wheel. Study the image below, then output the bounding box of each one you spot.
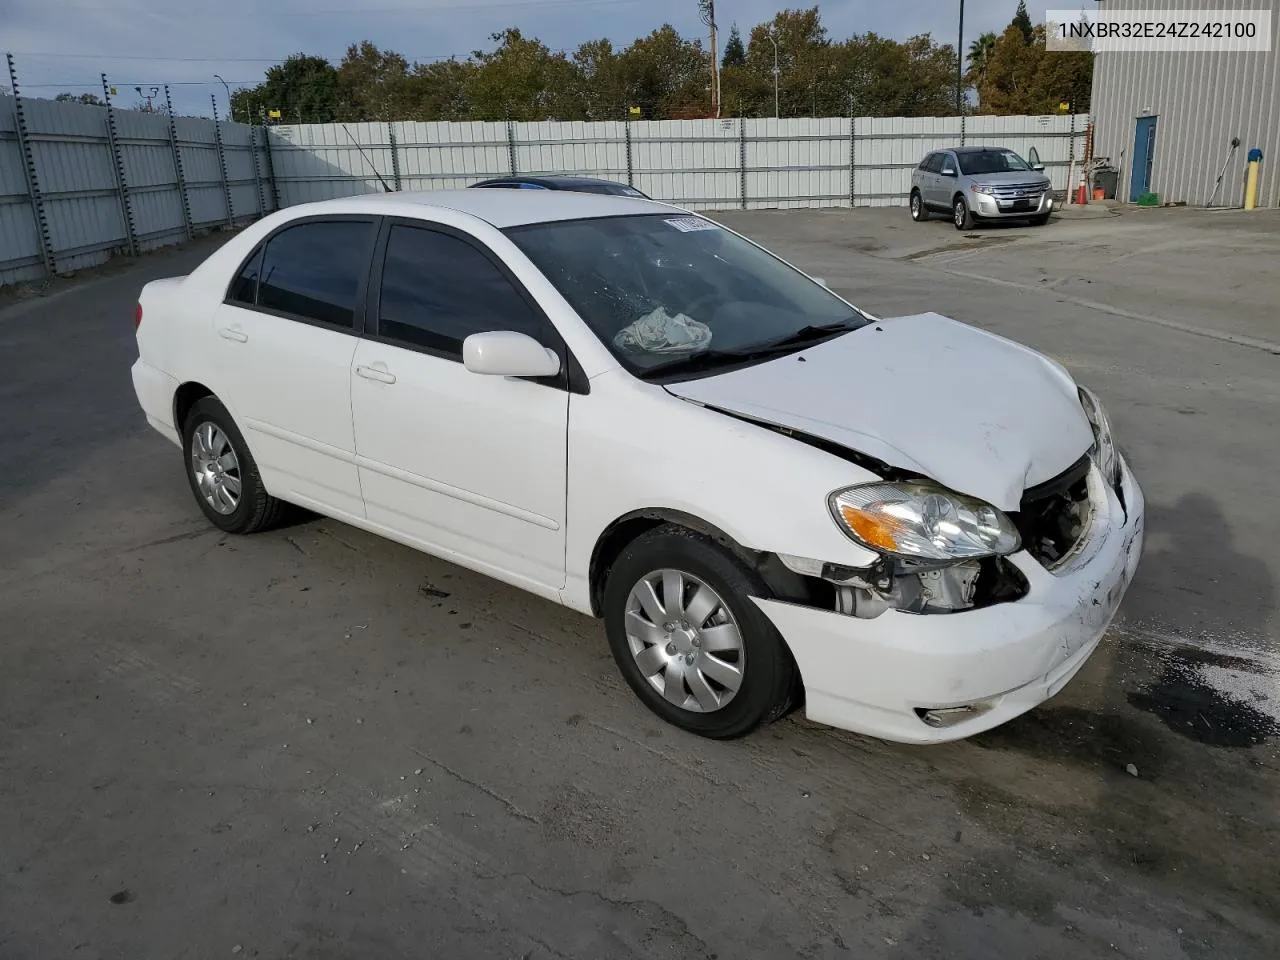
[603,526,797,739]
[182,396,287,534]
[910,190,929,222]
[953,196,975,230]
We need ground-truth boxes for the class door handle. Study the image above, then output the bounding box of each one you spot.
[217,325,248,343]
[356,363,396,384]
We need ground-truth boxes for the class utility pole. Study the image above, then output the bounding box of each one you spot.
[956,0,965,116]
[699,0,720,118]
[766,30,780,119]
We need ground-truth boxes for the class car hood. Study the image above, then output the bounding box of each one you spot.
[663,312,1094,511]
[969,171,1053,189]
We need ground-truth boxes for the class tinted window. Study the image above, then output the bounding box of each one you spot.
[378,225,544,357]
[936,154,955,173]
[228,247,262,304]
[257,220,374,328]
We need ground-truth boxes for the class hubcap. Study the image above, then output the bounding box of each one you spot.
[190,421,242,515]
[911,194,920,217]
[954,201,965,227]
[624,569,744,713]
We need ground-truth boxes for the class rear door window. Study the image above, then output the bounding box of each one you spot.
[254,220,376,329]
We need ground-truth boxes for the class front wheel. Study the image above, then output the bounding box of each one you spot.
[1030,212,1051,226]
[953,196,975,230]
[910,190,929,222]
[603,526,797,739]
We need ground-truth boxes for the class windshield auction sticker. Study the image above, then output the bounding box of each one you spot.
[1046,8,1272,52]
[665,217,720,233]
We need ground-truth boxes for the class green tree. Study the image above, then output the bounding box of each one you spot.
[837,32,958,117]
[722,24,746,69]
[231,53,340,124]
[570,38,628,120]
[404,58,476,121]
[55,92,104,106]
[336,41,413,121]
[620,25,708,119]
[1012,0,1034,43]
[978,23,1092,114]
[467,28,581,120]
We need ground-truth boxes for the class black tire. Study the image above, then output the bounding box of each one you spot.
[909,190,929,222]
[602,525,797,739]
[181,396,287,534]
[953,195,975,230]
[1030,212,1051,226]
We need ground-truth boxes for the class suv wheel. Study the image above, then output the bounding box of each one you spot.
[953,196,975,230]
[910,190,929,222]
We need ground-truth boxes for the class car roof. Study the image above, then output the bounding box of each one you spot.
[949,145,1017,154]
[282,188,676,229]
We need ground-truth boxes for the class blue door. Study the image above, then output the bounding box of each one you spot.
[1130,115,1158,201]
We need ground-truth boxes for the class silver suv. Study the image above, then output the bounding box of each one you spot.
[910,146,1054,230]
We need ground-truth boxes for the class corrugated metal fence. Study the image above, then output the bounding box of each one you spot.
[270,114,1089,211]
[2,106,1086,287]
[0,94,274,286]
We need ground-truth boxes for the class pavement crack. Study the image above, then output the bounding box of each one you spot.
[503,872,714,958]
[407,747,540,824]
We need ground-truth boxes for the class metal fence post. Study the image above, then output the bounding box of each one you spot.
[164,86,194,241]
[739,117,747,210]
[210,95,234,228]
[388,122,403,191]
[101,75,139,257]
[5,53,56,278]
[960,111,967,148]
[849,112,856,207]
[260,115,281,211]
[625,120,634,187]
[250,118,266,218]
[506,120,518,175]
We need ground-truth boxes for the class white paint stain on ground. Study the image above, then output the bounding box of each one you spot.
[1119,620,1280,726]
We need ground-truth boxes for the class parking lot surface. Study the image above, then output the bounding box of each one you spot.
[2,206,1278,959]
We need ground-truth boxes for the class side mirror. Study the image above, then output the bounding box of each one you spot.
[1031,163,1046,172]
[940,166,957,177]
[1027,147,1043,172]
[462,331,561,378]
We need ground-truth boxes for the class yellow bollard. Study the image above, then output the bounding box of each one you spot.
[1244,147,1262,210]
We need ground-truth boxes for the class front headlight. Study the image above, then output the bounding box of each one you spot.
[1078,386,1120,486]
[829,481,1021,562]
[970,184,995,195]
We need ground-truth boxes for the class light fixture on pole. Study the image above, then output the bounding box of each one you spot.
[214,74,231,118]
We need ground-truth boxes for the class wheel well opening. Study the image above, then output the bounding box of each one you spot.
[586,510,824,619]
[173,381,214,432]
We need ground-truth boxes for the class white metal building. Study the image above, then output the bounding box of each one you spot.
[1089,0,1279,207]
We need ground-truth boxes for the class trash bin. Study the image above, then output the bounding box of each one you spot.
[1093,166,1119,200]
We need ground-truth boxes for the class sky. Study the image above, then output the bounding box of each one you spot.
[4,0,1070,117]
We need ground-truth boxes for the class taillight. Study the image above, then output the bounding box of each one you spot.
[134,302,143,329]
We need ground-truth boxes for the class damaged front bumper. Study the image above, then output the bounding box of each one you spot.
[753,456,1145,744]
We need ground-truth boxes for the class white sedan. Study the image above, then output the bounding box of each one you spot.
[130,189,1145,744]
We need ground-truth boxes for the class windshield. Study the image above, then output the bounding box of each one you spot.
[505,214,868,377]
[957,150,1032,175]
